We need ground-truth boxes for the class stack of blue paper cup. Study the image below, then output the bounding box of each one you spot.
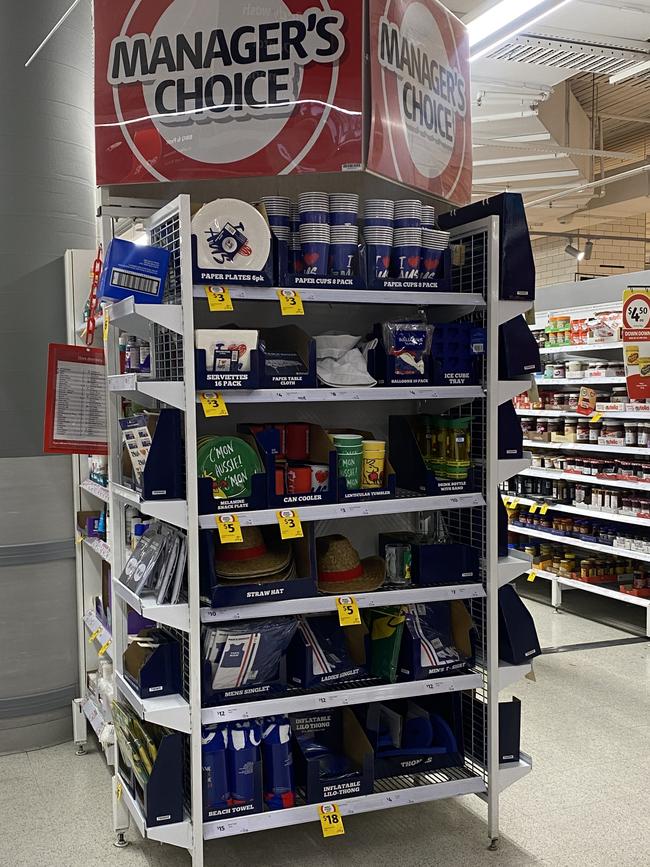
[421,228,451,280]
[393,225,423,279]
[422,204,436,229]
[290,203,302,273]
[329,194,359,226]
[261,196,291,244]
[394,199,422,228]
[329,194,359,276]
[363,200,394,281]
[299,192,330,275]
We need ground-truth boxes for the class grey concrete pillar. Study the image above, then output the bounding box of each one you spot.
[0,0,96,752]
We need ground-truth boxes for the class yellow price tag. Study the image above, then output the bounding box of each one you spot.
[510,498,520,508]
[102,309,110,343]
[199,391,228,418]
[216,514,243,544]
[278,289,305,316]
[527,571,537,583]
[319,803,345,838]
[88,627,101,643]
[205,286,233,312]
[540,503,550,515]
[336,595,361,627]
[276,509,304,540]
[98,639,112,657]
[590,413,602,423]
[116,781,123,801]
[529,502,539,514]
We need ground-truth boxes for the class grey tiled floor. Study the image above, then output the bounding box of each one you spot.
[2,598,649,867]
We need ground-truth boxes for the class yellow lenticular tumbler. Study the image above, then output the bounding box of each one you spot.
[361,440,386,489]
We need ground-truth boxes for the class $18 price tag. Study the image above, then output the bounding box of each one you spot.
[319,803,345,837]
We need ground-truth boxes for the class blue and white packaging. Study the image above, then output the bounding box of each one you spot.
[98,238,170,304]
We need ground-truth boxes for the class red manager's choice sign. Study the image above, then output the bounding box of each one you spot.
[94,0,364,185]
[368,0,472,204]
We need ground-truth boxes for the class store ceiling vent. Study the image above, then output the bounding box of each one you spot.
[488,35,648,78]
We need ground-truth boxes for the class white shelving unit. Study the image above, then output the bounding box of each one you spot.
[508,296,650,634]
[96,196,532,864]
[66,249,115,766]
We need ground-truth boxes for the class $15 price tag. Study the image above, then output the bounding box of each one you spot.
[336,595,361,627]
[319,803,345,837]
[216,514,243,544]
[276,509,303,540]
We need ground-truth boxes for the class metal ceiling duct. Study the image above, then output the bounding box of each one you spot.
[0,0,95,753]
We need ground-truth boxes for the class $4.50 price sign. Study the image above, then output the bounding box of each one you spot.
[622,288,650,400]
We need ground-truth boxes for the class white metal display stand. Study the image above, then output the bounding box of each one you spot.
[93,193,533,864]
[507,298,650,636]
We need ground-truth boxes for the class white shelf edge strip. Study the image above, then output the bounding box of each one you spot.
[499,378,533,404]
[535,377,626,385]
[523,439,650,456]
[193,286,487,308]
[82,696,108,739]
[515,409,649,419]
[201,583,485,623]
[498,453,531,483]
[112,580,191,632]
[82,536,111,563]
[116,773,193,848]
[111,484,189,530]
[115,672,191,733]
[528,568,650,608]
[204,772,485,839]
[83,611,113,660]
[498,754,533,793]
[507,524,650,564]
[497,299,533,327]
[109,298,183,336]
[498,662,533,691]
[198,492,486,529]
[538,342,623,356]
[505,496,650,528]
[201,672,482,724]
[497,553,531,588]
[107,375,185,410]
[196,387,485,405]
[519,467,650,492]
[80,479,110,502]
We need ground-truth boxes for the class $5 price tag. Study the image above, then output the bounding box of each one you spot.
[216,514,243,544]
[336,595,361,627]
[319,803,345,837]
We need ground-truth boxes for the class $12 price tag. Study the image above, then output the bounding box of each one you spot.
[277,289,304,316]
[205,286,233,312]
[336,595,361,627]
[199,391,228,418]
[216,514,243,544]
[276,509,303,540]
[319,803,345,837]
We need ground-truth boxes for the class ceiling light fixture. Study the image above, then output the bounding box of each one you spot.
[583,239,594,261]
[609,57,650,84]
[468,0,575,62]
[565,242,585,262]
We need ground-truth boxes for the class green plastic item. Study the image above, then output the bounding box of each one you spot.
[364,606,406,683]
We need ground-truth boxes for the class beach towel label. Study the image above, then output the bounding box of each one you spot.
[278,289,304,316]
[277,509,303,540]
[206,286,233,312]
[319,803,345,837]
[200,391,228,418]
[336,595,361,627]
[216,514,243,544]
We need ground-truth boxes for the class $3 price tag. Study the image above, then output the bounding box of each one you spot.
[216,514,243,544]
[319,803,345,837]
[200,391,228,418]
[527,571,537,583]
[276,509,303,540]
[336,595,361,627]
[205,286,233,312]
[277,289,304,316]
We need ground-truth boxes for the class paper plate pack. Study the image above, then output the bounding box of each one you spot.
[192,199,271,271]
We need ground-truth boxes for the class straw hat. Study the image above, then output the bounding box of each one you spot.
[316,535,385,594]
[214,527,293,581]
